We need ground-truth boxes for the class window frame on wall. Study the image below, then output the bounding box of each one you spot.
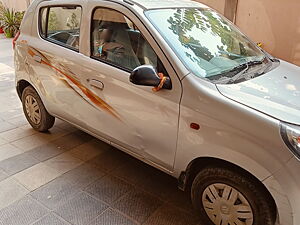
[90,7,168,75]
[38,5,82,52]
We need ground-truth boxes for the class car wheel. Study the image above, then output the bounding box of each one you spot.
[191,166,276,225]
[22,86,55,132]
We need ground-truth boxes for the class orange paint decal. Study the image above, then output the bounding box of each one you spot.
[27,47,122,121]
[20,40,28,44]
[28,49,35,57]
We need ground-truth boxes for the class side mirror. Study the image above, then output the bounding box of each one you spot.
[129,65,172,90]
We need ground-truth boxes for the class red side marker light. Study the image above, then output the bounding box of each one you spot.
[190,123,200,130]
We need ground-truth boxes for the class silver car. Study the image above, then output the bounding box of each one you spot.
[14,0,300,224]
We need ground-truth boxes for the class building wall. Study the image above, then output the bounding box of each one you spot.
[235,0,300,66]
[197,0,300,66]
[198,0,226,14]
[0,0,31,11]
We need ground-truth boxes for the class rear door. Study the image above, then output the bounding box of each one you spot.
[27,0,90,128]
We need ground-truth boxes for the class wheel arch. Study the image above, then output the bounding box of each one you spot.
[16,79,33,99]
[179,157,278,221]
[16,79,52,114]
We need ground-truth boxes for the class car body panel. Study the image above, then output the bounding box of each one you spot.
[174,74,293,180]
[264,156,300,225]
[175,75,295,225]
[217,60,300,125]
[129,0,209,9]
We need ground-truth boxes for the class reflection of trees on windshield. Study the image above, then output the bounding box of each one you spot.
[202,10,235,52]
[167,9,252,64]
[167,9,213,62]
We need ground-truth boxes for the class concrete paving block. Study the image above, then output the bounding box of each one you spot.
[0,177,29,210]
[44,152,83,175]
[59,163,105,189]
[143,203,200,225]
[32,214,71,225]
[88,209,136,225]
[13,162,62,191]
[69,139,109,161]
[0,126,36,142]
[11,133,55,152]
[55,192,108,225]
[87,148,130,172]
[0,169,8,182]
[0,137,8,146]
[113,189,162,223]
[5,114,28,127]
[31,176,81,210]
[85,174,133,205]
[10,127,67,152]
[0,143,23,162]
[0,152,40,176]
[0,196,48,225]
[0,121,16,133]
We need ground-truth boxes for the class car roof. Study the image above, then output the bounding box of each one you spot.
[128,0,209,10]
[32,0,209,10]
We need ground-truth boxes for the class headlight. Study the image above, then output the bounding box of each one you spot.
[280,122,300,160]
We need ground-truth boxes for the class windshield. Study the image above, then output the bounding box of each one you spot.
[146,8,267,83]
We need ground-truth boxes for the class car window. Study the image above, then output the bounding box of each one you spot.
[91,8,165,73]
[146,8,267,83]
[40,6,81,51]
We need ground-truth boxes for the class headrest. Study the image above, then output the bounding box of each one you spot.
[93,8,127,24]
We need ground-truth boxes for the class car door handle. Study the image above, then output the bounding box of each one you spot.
[88,79,104,91]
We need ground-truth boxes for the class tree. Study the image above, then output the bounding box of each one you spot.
[167,8,253,62]
[66,13,79,30]
[48,11,58,31]
[167,9,214,62]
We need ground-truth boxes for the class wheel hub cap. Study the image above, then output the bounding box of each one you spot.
[220,204,230,215]
[25,95,41,125]
[202,183,254,225]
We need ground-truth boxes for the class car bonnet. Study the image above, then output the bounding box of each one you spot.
[216,60,300,125]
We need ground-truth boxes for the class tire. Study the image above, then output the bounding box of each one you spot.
[191,166,276,225]
[21,86,55,132]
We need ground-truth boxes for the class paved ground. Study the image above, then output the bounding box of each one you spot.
[0,34,201,225]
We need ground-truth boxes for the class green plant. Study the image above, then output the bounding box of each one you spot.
[48,11,58,31]
[0,7,24,38]
[0,1,3,13]
[4,29,12,38]
[0,2,4,24]
[0,2,3,33]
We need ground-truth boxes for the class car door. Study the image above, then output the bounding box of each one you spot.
[75,2,182,171]
[27,1,90,127]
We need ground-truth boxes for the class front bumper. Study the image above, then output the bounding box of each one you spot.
[263,156,300,225]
